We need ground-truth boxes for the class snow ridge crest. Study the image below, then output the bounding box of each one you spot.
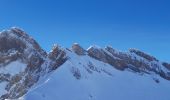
[0,27,170,99]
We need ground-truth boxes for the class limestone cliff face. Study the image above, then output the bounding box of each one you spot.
[87,46,170,80]
[47,45,67,71]
[0,28,66,99]
[0,27,170,99]
[71,43,86,55]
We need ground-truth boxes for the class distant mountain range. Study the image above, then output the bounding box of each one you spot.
[0,27,170,100]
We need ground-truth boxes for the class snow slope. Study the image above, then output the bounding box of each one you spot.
[0,82,7,97]
[1,28,170,100]
[24,50,170,100]
[0,60,26,76]
[0,60,27,98]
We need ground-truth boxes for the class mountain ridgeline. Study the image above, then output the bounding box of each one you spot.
[0,28,170,100]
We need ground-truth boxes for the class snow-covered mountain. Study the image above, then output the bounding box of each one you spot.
[0,28,170,100]
[0,28,66,99]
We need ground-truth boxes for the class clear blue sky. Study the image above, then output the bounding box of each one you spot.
[0,0,170,62]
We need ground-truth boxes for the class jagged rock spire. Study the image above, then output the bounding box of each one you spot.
[0,27,170,99]
[129,48,158,62]
[72,43,86,55]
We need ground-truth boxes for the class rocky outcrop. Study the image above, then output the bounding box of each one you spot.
[0,27,46,99]
[87,46,170,80]
[0,28,67,99]
[87,46,128,70]
[129,49,158,62]
[0,27,170,99]
[105,46,151,71]
[72,43,86,55]
[48,45,67,71]
[162,62,170,70]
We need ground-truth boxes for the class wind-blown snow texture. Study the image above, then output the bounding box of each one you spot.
[0,28,170,100]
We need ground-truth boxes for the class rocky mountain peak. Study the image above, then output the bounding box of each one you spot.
[0,27,170,100]
[129,48,158,62]
[162,62,170,70]
[87,45,170,81]
[0,28,47,99]
[105,46,116,54]
[10,27,28,37]
[47,44,67,71]
[0,27,46,56]
[71,43,86,55]
[87,45,107,62]
[87,45,128,70]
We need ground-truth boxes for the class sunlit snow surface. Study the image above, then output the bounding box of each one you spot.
[0,82,7,96]
[0,60,26,97]
[0,60,26,76]
[24,51,170,100]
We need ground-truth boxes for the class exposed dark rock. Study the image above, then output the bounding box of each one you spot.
[88,46,170,81]
[72,43,86,55]
[87,46,108,63]
[0,27,170,99]
[129,49,158,62]
[48,45,67,71]
[0,28,66,99]
[106,46,152,72]
[162,62,170,70]
[0,36,26,53]
[87,46,128,70]
[71,67,81,80]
